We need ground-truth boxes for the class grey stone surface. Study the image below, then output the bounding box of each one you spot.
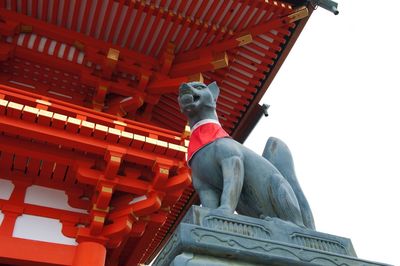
[153,206,390,266]
[178,82,315,229]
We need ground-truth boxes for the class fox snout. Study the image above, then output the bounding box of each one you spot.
[179,83,193,96]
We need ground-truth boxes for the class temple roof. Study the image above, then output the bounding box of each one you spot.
[1,0,311,142]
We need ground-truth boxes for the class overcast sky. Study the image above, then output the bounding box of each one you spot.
[245,1,400,265]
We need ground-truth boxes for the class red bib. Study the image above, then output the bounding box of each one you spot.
[187,120,230,166]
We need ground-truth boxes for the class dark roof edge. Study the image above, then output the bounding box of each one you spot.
[231,4,314,143]
[284,0,310,6]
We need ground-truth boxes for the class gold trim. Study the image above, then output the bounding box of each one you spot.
[23,106,39,114]
[67,117,81,125]
[98,85,108,91]
[288,6,309,23]
[155,196,162,206]
[20,25,33,33]
[156,140,168,148]
[73,41,85,50]
[182,124,191,139]
[108,127,122,136]
[0,99,8,107]
[82,120,95,129]
[38,109,53,118]
[236,34,253,46]
[93,204,110,213]
[36,99,52,106]
[53,113,67,121]
[113,120,127,127]
[107,48,120,61]
[161,206,171,212]
[121,131,134,139]
[168,143,188,153]
[95,124,108,132]
[211,52,229,70]
[8,102,23,110]
[101,186,113,193]
[188,73,204,83]
[159,168,169,175]
[110,156,121,163]
[93,216,105,223]
[126,220,133,229]
[145,137,158,145]
[134,134,146,142]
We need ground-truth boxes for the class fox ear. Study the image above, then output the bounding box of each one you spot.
[208,82,220,101]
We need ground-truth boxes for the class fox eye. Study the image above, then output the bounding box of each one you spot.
[193,84,206,89]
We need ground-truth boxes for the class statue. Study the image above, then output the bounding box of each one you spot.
[178,81,315,229]
[154,81,382,266]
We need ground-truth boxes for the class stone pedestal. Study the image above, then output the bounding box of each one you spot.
[153,206,390,266]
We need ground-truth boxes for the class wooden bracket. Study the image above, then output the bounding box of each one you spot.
[288,6,309,23]
[236,34,253,46]
[92,85,108,111]
[151,163,170,190]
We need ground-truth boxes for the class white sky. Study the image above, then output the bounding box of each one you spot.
[245,1,400,265]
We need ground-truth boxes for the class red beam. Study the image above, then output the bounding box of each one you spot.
[0,199,90,225]
[169,52,228,77]
[0,115,181,167]
[0,236,76,266]
[76,167,149,195]
[0,134,94,167]
[7,45,150,102]
[147,74,202,94]
[0,84,183,141]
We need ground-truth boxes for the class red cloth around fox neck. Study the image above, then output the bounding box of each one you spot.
[187,119,230,166]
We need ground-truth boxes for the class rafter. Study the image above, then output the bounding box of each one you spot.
[173,7,307,64]
[147,73,204,94]
[0,8,158,68]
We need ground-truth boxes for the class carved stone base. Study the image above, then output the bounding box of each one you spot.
[153,206,390,266]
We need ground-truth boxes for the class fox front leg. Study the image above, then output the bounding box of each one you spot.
[218,156,244,213]
[192,173,220,209]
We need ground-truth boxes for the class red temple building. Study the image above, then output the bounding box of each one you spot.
[0,1,313,265]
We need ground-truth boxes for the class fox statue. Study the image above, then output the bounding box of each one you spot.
[178,81,315,229]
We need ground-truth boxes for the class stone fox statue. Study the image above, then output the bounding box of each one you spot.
[178,81,315,229]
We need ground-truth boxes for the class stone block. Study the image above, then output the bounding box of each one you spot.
[153,206,390,266]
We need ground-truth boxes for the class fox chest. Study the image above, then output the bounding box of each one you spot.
[190,143,224,188]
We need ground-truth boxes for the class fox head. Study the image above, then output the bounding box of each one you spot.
[178,82,220,126]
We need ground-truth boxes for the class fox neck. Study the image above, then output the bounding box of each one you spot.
[187,109,218,128]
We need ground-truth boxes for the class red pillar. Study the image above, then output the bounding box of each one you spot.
[72,242,106,266]
[0,181,29,236]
